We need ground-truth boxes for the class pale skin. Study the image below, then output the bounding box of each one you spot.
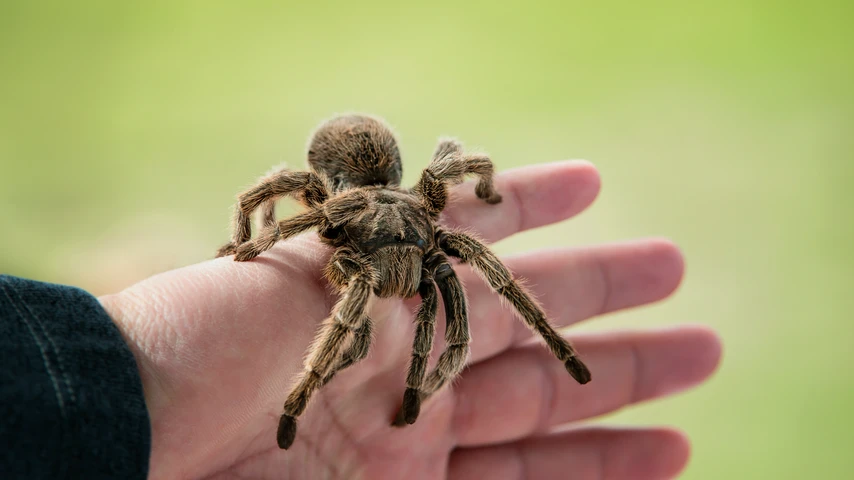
[99,160,722,480]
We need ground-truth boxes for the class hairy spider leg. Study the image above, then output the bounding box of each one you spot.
[320,316,373,386]
[233,209,326,261]
[217,170,328,257]
[394,257,470,424]
[277,274,372,449]
[413,138,502,217]
[392,266,440,426]
[439,230,591,384]
[232,191,371,262]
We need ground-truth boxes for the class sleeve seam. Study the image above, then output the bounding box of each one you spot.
[0,277,72,476]
[15,287,78,404]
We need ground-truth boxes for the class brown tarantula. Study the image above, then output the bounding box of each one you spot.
[216,114,591,450]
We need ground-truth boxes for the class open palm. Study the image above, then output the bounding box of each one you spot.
[101,161,721,480]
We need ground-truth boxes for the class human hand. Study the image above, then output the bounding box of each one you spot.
[100,160,721,480]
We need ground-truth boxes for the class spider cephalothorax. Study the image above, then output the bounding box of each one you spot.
[216,114,591,450]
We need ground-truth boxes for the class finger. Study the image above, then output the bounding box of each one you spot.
[453,325,721,446]
[460,238,685,363]
[449,427,690,480]
[441,160,600,243]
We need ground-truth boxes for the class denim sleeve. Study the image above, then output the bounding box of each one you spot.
[0,275,151,479]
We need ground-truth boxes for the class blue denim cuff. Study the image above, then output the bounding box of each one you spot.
[0,275,150,479]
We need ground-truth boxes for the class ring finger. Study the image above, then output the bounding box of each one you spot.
[451,325,721,447]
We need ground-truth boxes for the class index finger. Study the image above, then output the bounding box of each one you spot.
[440,160,600,244]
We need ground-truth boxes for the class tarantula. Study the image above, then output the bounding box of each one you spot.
[216,114,591,450]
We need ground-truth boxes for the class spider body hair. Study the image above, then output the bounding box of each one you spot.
[309,114,403,191]
[216,114,591,450]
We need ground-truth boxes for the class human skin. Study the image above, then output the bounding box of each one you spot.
[100,160,722,479]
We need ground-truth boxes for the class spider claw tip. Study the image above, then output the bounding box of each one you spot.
[565,357,592,384]
[277,414,297,449]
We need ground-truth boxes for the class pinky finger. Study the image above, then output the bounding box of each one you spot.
[448,427,690,480]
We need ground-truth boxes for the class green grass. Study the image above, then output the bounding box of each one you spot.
[2,1,852,477]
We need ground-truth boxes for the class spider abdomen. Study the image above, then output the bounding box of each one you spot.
[307,115,403,191]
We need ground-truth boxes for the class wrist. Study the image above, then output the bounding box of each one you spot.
[98,292,168,458]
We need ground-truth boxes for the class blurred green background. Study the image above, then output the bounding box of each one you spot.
[1,1,852,478]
